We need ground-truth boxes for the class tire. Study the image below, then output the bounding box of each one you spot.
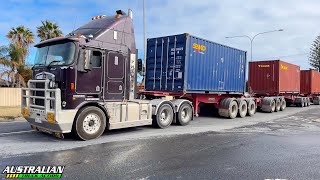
[177,103,193,126]
[307,98,311,106]
[280,99,286,111]
[270,100,276,112]
[153,103,174,128]
[229,101,238,119]
[247,100,256,116]
[238,100,248,118]
[301,98,306,107]
[218,98,238,119]
[275,98,281,112]
[73,106,107,141]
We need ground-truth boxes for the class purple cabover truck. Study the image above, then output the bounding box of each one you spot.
[21,10,194,140]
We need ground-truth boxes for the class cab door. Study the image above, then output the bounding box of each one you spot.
[76,49,104,96]
[104,51,125,101]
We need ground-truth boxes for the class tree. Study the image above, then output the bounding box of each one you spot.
[6,26,34,64]
[0,44,31,87]
[309,35,320,71]
[37,20,63,41]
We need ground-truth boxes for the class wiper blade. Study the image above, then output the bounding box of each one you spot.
[32,64,45,70]
[47,61,61,68]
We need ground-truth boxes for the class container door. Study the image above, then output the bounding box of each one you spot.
[249,61,277,94]
[104,51,125,101]
[145,34,186,92]
[76,49,103,96]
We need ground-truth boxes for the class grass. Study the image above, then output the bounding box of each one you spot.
[0,106,23,121]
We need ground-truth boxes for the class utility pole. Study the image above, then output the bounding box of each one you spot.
[142,0,147,86]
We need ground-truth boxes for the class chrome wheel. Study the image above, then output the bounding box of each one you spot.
[83,113,101,135]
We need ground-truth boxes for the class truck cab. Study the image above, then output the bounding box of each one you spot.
[21,10,193,140]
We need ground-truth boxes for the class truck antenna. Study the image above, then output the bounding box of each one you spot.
[72,16,78,33]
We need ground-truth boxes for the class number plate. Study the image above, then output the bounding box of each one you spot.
[35,117,42,123]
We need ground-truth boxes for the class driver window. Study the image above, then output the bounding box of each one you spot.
[91,51,102,68]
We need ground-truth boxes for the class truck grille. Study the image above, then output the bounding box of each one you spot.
[22,79,61,113]
[34,82,45,106]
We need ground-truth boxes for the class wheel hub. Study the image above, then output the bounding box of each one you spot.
[83,113,101,135]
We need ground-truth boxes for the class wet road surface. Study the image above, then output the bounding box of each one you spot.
[1,107,320,179]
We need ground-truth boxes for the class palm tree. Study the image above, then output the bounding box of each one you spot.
[6,26,34,64]
[0,44,30,87]
[37,20,63,41]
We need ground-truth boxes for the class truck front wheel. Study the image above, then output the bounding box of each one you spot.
[74,106,107,140]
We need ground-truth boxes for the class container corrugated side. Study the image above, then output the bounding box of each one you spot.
[249,60,300,95]
[145,33,247,93]
[185,35,246,93]
[301,70,320,94]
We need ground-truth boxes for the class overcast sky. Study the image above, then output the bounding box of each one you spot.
[0,0,319,69]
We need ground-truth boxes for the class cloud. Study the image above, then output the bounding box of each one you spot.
[0,0,319,69]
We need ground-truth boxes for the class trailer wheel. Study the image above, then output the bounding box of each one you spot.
[73,106,106,141]
[177,103,193,126]
[153,103,174,128]
[275,98,281,112]
[227,101,238,119]
[301,98,306,107]
[270,100,276,112]
[280,99,286,111]
[247,100,256,116]
[314,97,320,105]
[306,98,311,106]
[218,98,238,119]
[238,100,248,118]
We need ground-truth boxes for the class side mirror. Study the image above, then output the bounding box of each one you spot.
[137,58,143,73]
[84,50,92,70]
[78,49,92,72]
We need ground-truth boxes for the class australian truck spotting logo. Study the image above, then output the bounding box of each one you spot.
[192,43,206,54]
[2,166,64,179]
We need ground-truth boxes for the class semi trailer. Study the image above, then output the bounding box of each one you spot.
[249,60,320,108]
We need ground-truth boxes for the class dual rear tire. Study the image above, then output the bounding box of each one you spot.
[152,102,193,128]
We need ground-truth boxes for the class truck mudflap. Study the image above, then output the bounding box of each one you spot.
[22,79,77,134]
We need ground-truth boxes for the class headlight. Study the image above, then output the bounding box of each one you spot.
[62,101,67,108]
[49,81,55,88]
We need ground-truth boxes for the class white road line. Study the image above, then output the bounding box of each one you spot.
[0,130,35,136]
[0,121,27,124]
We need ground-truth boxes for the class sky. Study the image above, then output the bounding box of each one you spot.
[0,0,319,70]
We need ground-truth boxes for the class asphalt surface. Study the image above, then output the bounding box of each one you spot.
[1,106,320,179]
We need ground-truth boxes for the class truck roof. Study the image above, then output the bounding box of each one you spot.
[70,15,127,40]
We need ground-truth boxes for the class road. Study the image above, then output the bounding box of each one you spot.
[1,106,320,179]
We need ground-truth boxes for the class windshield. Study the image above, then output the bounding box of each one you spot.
[34,42,76,66]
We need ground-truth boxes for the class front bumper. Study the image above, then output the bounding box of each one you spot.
[25,110,77,133]
[22,79,77,134]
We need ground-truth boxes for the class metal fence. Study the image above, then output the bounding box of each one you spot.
[0,88,21,107]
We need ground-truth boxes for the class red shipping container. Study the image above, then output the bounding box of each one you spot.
[300,70,320,95]
[249,60,300,95]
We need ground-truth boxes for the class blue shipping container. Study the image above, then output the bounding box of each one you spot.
[145,33,247,94]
